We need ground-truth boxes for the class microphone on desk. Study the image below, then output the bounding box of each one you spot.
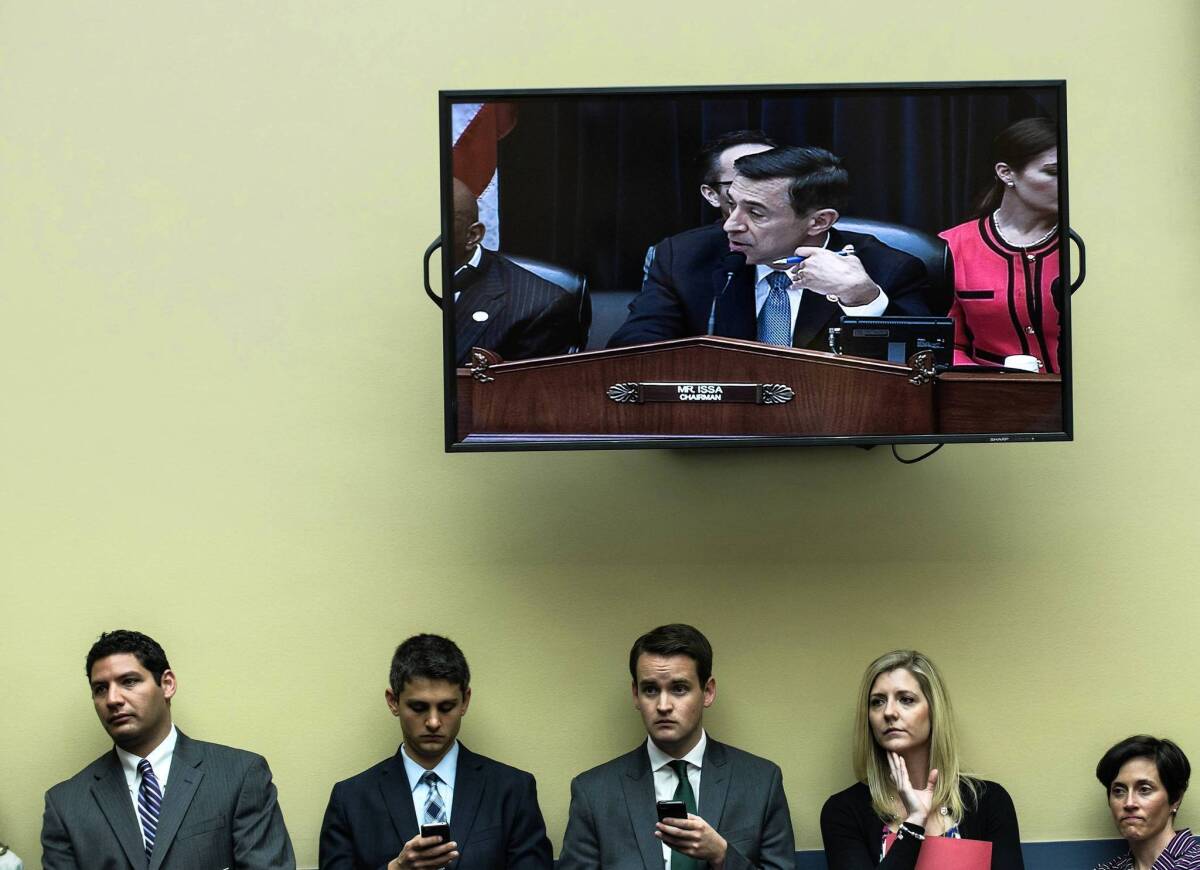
[708,251,746,335]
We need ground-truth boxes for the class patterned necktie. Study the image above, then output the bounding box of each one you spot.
[757,270,793,346]
[136,759,163,862]
[420,770,448,824]
[668,760,701,870]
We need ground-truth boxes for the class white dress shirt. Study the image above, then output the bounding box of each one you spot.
[753,234,889,336]
[647,731,707,870]
[115,724,178,846]
[401,740,460,825]
[0,844,24,870]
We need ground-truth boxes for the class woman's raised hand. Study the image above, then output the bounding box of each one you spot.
[887,751,938,827]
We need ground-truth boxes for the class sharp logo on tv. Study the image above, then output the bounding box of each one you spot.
[439,81,1073,452]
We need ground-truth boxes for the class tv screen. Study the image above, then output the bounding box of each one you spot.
[437,81,1072,451]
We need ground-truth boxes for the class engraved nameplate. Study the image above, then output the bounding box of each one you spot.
[606,382,795,405]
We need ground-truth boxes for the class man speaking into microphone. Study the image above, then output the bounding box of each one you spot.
[607,146,930,350]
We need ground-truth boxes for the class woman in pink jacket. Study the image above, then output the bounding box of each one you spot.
[940,117,1062,372]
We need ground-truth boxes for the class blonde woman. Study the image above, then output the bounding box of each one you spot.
[820,650,1024,869]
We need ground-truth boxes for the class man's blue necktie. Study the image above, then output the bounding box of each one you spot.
[757,270,793,346]
[421,770,449,824]
[137,758,162,863]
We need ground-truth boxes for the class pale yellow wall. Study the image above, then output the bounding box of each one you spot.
[2,1,1199,867]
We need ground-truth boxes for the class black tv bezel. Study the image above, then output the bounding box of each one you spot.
[438,80,1072,454]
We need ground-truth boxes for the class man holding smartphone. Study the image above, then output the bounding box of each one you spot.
[559,624,795,870]
[319,634,553,869]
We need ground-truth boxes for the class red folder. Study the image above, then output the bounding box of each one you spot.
[883,834,992,870]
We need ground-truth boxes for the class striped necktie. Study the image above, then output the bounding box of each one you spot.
[757,270,793,346]
[420,770,448,824]
[136,758,163,862]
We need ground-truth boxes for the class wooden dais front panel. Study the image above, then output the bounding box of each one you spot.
[457,337,935,439]
[935,372,1063,434]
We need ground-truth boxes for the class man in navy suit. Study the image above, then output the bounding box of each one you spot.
[609,146,931,351]
[451,178,578,366]
[319,634,553,869]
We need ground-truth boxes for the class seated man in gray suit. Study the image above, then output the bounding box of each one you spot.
[41,630,295,869]
[559,624,795,870]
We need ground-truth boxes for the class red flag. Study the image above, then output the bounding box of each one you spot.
[453,102,518,196]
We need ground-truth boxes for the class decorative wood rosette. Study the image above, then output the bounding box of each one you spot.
[470,348,499,383]
[906,350,937,386]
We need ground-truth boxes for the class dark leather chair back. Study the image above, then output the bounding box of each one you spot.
[835,217,951,315]
[505,254,591,352]
[586,289,640,351]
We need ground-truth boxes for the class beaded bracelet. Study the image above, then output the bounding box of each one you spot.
[896,823,926,841]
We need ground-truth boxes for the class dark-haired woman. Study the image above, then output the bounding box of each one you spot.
[940,117,1062,372]
[1095,736,1199,870]
[820,650,1024,869]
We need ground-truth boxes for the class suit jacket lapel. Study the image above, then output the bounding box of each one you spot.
[90,751,146,869]
[149,732,204,870]
[713,264,757,340]
[794,226,853,348]
[793,290,839,349]
[447,745,484,867]
[379,750,421,845]
[620,745,662,870]
[698,739,731,832]
[454,253,507,365]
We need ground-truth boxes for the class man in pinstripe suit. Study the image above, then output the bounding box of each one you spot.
[451,177,578,366]
[41,630,295,869]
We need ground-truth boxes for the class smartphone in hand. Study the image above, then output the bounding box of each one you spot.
[420,822,451,843]
[656,800,688,822]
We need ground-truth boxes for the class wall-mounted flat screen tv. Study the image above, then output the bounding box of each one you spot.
[437,81,1072,452]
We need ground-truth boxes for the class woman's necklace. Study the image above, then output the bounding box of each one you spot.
[993,210,1058,260]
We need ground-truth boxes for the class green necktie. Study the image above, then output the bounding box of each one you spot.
[669,759,701,870]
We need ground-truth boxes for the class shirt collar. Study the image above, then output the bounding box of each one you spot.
[400,740,461,792]
[455,245,483,276]
[755,231,831,284]
[646,729,707,772]
[116,724,178,779]
[1164,828,1197,857]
